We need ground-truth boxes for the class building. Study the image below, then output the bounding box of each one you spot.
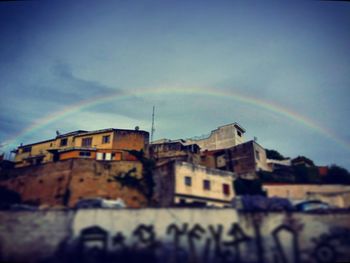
[150,139,201,165]
[201,140,269,179]
[154,161,235,207]
[263,183,350,208]
[13,128,149,168]
[266,158,291,172]
[185,123,245,151]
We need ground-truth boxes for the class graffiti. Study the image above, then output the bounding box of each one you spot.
[2,212,350,263]
[311,227,350,263]
[47,222,350,263]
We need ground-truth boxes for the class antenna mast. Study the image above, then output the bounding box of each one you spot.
[151,106,155,142]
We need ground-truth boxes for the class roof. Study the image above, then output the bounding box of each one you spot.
[56,130,87,138]
[17,128,149,149]
[73,128,149,137]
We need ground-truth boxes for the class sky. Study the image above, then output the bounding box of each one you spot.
[0,0,349,169]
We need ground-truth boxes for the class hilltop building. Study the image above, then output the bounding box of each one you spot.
[149,139,201,165]
[201,140,270,179]
[154,161,235,207]
[1,127,150,207]
[13,128,149,168]
[185,123,245,151]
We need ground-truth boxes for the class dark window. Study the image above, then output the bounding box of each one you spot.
[255,150,260,160]
[79,151,91,157]
[223,184,230,195]
[102,135,110,144]
[184,176,192,186]
[22,146,32,153]
[237,130,242,137]
[82,137,92,147]
[203,180,211,190]
[60,138,68,147]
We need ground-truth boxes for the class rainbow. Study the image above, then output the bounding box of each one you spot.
[3,86,350,150]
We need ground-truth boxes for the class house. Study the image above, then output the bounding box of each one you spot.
[201,140,270,179]
[12,128,149,168]
[185,123,245,151]
[154,161,235,207]
[150,139,201,165]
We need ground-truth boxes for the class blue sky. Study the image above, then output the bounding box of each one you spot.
[0,0,349,169]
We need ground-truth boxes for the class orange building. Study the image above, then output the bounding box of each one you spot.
[13,128,149,168]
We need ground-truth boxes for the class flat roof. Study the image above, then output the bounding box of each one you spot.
[17,128,149,148]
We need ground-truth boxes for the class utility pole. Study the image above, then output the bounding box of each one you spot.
[151,106,155,143]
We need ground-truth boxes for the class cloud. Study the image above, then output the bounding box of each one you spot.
[50,61,121,100]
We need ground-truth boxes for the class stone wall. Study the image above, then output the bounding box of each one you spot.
[0,159,147,208]
[0,209,350,263]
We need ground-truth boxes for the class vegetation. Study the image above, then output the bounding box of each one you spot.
[259,162,350,185]
[0,186,21,209]
[233,178,266,196]
[324,164,350,184]
[113,150,156,204]
[265,149,287,160]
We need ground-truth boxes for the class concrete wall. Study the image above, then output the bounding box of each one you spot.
[150,142,201,165]
[0,159,147,208]
[174,162,235,207]
[186,123,245,151]
[264,184,350,208]
[0,209,350,263]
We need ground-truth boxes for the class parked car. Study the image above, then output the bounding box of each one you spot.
[294,200,331,212]
[231,195,294,211]
[75,198,126,209]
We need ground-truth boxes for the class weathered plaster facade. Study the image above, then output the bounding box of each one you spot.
[201,140,269,179]
[185,123,245,151]
[154,161,235,207]
[150,140,201,165]
[13,128,149,167]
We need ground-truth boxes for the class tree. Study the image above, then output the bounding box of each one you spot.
[0,186,21,209]
[265,149,287,160]
[233,178,266,196]
[324,164,350,184]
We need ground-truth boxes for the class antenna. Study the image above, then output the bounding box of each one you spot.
[151,106,155,142]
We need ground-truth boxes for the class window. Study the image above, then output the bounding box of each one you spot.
[79,151,91,157]
[237,130,242,137]
[22,146,32,153]
[81,137,92,147]
[184,176,192,186]
[203,180,211,190]
[102,135,110,144]
[255,150,260,160]
[223,184,230,195]
[60,138,68,147]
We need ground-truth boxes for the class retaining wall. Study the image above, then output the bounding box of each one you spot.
[1,209,350,263]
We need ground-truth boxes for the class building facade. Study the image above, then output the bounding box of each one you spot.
[150,140,201,165]
[13,128,149,168]
[154,161,235,207]
[185,123,245,151]
[201,140,269,179]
